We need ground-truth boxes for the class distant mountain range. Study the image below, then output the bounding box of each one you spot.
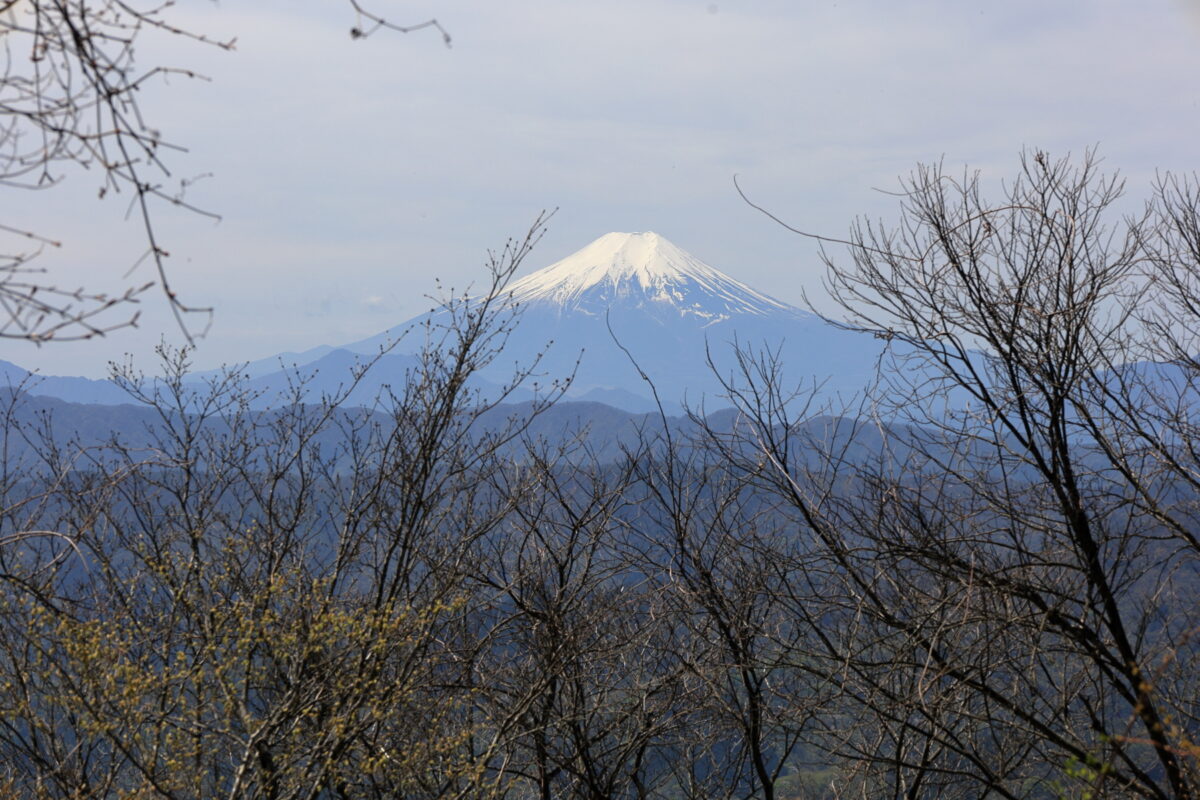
[0,386,909,472]
[1,232,890,413]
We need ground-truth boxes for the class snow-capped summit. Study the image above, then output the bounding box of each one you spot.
[243,229,882,412]
[17,230,886,414]
[506,232,797,319]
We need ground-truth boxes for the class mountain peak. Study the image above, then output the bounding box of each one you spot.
[506,231,796,318]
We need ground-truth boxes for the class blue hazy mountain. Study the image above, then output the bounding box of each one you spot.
[6,232,1195,424]
[0,233,889,412]
[331,231,886,411]
[0,359,135,405]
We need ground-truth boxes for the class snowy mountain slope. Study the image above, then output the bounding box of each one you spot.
[11,232,1200,418]
[0,233,888,412]
[505,231,795,320]
[343,232,885,410]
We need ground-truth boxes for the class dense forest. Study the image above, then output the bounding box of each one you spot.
[0,154,1198,798]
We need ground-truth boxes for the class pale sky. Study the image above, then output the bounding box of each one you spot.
[6,0,1200,377]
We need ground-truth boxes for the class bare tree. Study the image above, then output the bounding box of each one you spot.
[0,1,447,343]
[732,149,1200,798]
[455,435,688,799]
[0,219,561,799]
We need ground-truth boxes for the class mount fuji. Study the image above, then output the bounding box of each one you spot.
[0,233,889,413]
[242,231,887,411]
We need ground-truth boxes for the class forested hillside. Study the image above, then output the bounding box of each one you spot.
[2,156,1200,798]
